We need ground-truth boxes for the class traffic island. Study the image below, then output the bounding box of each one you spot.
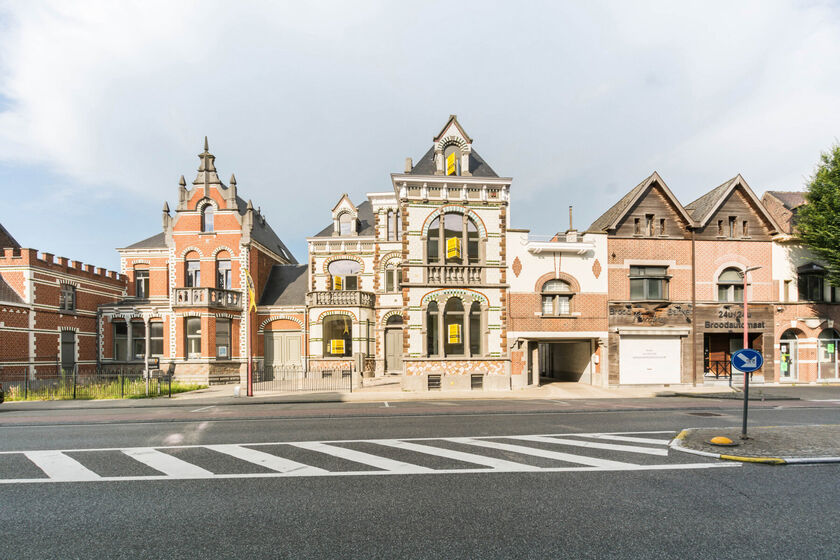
[670,425,840,464]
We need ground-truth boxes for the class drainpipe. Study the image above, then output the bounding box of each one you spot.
[691,228,697,386]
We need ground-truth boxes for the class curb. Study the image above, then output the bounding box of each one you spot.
[669,429,840,465]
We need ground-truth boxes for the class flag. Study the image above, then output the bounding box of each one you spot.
[333,276,343,291]
[446,151,457,175]
[245,270,257,312]
[446,236,461,259]
[331,339,345,354]
[448,323,461,344]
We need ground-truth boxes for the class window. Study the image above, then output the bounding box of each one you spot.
[541,279,572,315]
[443,298,464,356]
[323,315,352,357]
[185,317,201,358]
[132,321,145,360]
[150,322,164,356]
[629,266,668,300]
[426,213,480,264]
[113,322,128,361]
[717,220,724,236]
[385,264,402,293]
[201,205,214,233]
[59,284,76,311]
[387,210,397,241]
[444,145,461,176]
[338,213,354,236]
[135,269,149,299]
[216,259,232,289]
[728,216,736,238]
[645,214,654,236]
[798,266,825,302]
[634,218,641,235]
[742,220,749,237]
[60,330,75,370]
[783,280,792,302]
[215,318,231,359]
[185,258,200,287]
[426,302,439,356]
[659,219,666,236]
[329,260,360,291]
[717,268,744,302]
[469,301,482,356]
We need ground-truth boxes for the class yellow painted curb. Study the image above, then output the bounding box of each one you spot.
[719,455,786,465]
[674,430,689,440]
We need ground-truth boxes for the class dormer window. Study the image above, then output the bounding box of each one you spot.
[338,212,355,236]
[201,205,214,233]
[444,145,461,176]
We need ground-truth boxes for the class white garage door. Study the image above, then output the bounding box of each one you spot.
[619,336,681,384]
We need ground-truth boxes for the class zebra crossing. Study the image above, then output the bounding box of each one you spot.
[0,431,738,484]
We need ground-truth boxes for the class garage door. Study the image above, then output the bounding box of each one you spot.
[619,336,681,384]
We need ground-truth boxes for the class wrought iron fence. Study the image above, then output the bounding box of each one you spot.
[252,364,353,393]
[0,363,171,401]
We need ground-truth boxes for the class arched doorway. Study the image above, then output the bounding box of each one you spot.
[780,330,799,381]
[818,328,840,381]
[384,315,404,374]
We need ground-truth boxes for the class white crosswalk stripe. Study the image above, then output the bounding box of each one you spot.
[0,431,738,484]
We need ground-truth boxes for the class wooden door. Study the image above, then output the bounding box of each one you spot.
[385,328,403,372]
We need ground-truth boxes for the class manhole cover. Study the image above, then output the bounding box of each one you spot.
[687,412,724,417]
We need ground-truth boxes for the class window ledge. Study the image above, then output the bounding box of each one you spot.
[541,314,576,319]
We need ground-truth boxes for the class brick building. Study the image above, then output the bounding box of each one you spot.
[0,225,126,382]
[98,139,296,384]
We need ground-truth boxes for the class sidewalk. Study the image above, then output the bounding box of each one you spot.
[671,425,840,464]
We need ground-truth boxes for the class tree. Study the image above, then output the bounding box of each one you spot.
[797,144,840,287]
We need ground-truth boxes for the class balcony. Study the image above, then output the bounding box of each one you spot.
[306,290,375,307]
[173,287,242,310]
[426,265,483,285]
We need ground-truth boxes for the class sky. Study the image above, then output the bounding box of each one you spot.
[1,0,839,271]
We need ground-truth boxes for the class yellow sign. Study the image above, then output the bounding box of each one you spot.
[245,270,257,312]
[446,151,457,175]
[448,323,461,344]
[330,339,345,354]
[333,276,343,291]
[446,236,461,259]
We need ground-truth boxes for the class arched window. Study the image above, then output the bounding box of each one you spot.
[443,298,464,356]
[717,268,744,302]
[185,253,200,287]
[444,145,461,176]
[385,262,402,293]
[541,279,572,316]
[426,302,439,356]
[201,205,214,233]
[323,315,352,357]
[338,212,355,236]
[426,213,481,265]
[328,260,361,291]
[469,301,482,356]
[216,256,231,289]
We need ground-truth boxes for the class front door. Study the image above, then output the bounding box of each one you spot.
[265,331,302,380]
[385,328,403,373]
[780,341,797,380]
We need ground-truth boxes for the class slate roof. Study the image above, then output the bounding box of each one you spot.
[684,177,736,223]
[259,264,309,306]
[765,191,806,210]
[0,222,20,248]
[588,173,655,232]
[408,147,499,178]
[0,274,24,304]
[313,200,376,238]
[123,232,167,250]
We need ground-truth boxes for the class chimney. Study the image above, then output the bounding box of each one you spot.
[405,157,413,173]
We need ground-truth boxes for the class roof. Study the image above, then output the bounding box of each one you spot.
[0,274,24,304]
[588,172,693,232]
[408,146,499,178]
[259,264,309,306]
[0,222,20,248]
[123,232,167,250]
[765,190,807,211]
[313,200,376,237]
[684,177,736,223]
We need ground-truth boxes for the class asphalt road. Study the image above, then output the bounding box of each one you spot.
[1,395,838,559]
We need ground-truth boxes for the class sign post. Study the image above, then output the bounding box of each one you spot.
[735,266,762,438]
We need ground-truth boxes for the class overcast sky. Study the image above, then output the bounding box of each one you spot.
[1,1,839,270]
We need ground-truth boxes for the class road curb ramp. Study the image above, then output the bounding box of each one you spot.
[670,425,840,465]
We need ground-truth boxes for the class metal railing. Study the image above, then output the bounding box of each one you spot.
[306,290,375,307]
[173,287,242,309]
[252,364,353,393]
[0,364,171,400]
[426,264,483,284]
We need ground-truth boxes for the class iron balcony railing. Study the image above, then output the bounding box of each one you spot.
[173,287,242,310]
[306,290,375,307]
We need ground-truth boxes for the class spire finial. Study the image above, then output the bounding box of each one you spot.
[162,201,170,213]
[229,173,236,186]
[204,136,209,152]
[246,199,253,210]
[178,175,186,187]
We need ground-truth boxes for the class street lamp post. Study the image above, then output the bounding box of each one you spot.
[739,266,762,438]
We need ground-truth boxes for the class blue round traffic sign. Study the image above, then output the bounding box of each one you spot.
[731,349,764,373]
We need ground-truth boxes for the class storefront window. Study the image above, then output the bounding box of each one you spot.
[323,315,352,357]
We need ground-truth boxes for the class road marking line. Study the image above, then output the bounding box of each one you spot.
[449,438,639,468]
[807,399,840,402]
[583,434,671,445]
[204,444,326,475]
[383,402,390,408]
[0,462,740,485]
[290,441,433,473]
[509,435,668,456]
[122,448,214,478]
[24,450,101,481]
[375,440,543,471]
[190,406,216,413]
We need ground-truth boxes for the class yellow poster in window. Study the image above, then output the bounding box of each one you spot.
[446,151,457,175]
[333,276,342,291]
[448,323,461,344]
[330,339,345,354]
[446,236,461,259]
